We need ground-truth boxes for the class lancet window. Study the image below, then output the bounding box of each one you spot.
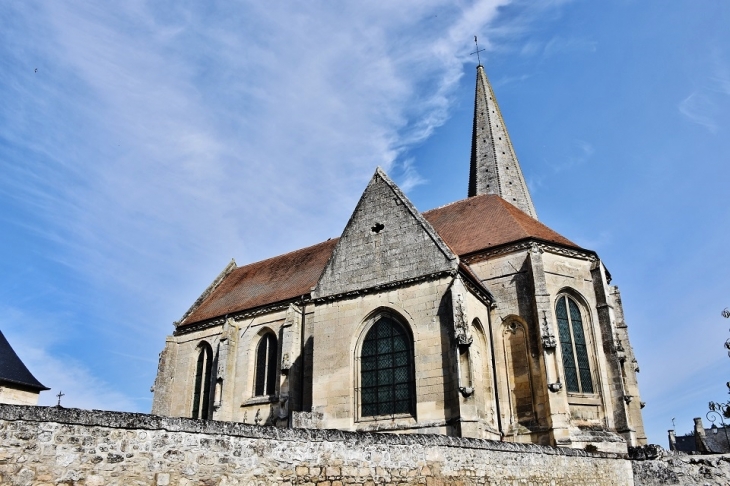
[254,332,278,396]
[192,342,213,419]
[555,295,594,394]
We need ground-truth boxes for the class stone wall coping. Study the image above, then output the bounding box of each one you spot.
[0,404,626,460]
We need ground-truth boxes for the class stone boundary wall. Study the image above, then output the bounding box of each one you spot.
[631,448,730,485]
[0,405,634,485]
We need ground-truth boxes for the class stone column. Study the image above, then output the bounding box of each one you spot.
[610,285,647,445]
[280,303,303,417]
[694,417,711,453]
[211,319,238,422]
[590,261,633,444]
[668,430,677,451]
[450,277,479,437]
[528,245,571,446]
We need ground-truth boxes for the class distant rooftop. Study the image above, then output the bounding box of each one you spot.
[0,331,49,391]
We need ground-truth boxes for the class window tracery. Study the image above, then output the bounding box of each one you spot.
[555,295,594,394]
[359,315,414,418]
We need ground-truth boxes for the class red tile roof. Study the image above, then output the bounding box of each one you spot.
[180,195,580,326]
[182,239,339,324]
[423,194,580,256]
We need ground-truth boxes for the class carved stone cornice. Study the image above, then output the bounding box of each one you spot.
[173,317,226,336]
[310,270,456,305]
[175,270,461,336]
[174,302,293,336]
[462,239,598,265]
[459,271,493,307]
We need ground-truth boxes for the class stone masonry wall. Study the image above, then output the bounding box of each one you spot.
[631,446,730,485]
[0,405,634,486]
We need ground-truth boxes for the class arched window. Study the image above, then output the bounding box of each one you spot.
[254,333,278,396]
[360,316,414,417]
[502,319,535,426]
[192,342,213,419]
[555,295,594,394]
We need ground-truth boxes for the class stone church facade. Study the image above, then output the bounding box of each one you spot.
[151,65,646,453]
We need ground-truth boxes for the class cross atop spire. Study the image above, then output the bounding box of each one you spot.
[468,64,538,219]
[470,36,485,66]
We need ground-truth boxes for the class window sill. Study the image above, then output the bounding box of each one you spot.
[242,395,278,406]
[567,394,601,405]
[356,412,414,423]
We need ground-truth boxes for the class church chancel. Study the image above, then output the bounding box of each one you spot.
[151,63,646,453]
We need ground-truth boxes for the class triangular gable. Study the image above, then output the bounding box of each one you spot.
[313,168,458,299]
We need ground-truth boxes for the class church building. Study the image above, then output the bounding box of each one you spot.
[151,64,647,453]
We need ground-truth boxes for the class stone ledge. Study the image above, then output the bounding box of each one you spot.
[0,404,625,459]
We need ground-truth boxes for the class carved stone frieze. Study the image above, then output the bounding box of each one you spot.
[311,270,456,306]
[463,240,598,265]
[174,302,293,336]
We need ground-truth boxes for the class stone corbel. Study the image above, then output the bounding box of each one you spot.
[281,353,292,374]
[541,310,557,350]
[278,394,289,420]
[548,382,563,393]
[451,277,472,347]
[632,358,640,373]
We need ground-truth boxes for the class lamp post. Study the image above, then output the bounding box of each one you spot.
[707,400,730,450]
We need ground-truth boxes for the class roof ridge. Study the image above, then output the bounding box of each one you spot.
[234,238,339,272]
[498,198,535,237]
[423,193,491,215]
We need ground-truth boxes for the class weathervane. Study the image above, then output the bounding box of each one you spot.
[471,35,485,66]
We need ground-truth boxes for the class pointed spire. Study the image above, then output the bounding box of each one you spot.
[468,65,538,220]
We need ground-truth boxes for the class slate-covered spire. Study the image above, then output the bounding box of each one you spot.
[468,65,538,220]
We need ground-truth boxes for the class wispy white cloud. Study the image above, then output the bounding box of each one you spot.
[678,49,730,133]
[0,306,138,411]
[678,92,719,133]
[393,158,427,193]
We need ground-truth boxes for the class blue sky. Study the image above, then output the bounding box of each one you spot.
[1,1,729,445]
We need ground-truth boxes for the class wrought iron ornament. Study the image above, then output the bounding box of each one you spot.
[471,36,485,66]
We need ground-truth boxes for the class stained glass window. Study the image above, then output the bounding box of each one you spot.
[192,342,213,419]
[360,317,414,417]
[255,333,278,396]
[556,296,594,394]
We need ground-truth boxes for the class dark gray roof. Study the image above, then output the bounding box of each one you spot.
[0,331,49,391]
